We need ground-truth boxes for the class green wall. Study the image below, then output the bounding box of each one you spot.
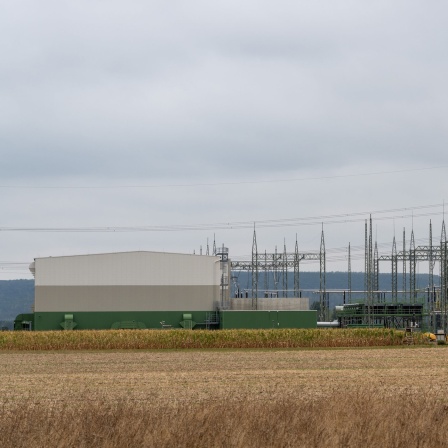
[30,311,211,331]
[14,313,35,331]
[220,310,317,329]
[15,310,317,331]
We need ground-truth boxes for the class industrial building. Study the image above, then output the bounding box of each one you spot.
[16,213,448,333]
[14,248,316,331]
[11,214,448,334]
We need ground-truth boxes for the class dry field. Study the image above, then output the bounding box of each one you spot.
[1,347,448,447]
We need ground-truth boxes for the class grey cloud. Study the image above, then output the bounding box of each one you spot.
[0,2,447,187]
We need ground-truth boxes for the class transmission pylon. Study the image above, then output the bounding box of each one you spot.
[402,228,406,301]
[374,240,379,301]
[251,226,258,309]
[294,235,300,298]
[319,226,327,321]
[410,229,416,303]
[348,243,352,304]
[365,220,368,301]
[429,221,435,331]
[282,239,287,298]
[367,215,373,325]
[274,246,279,295]
[441,221,447,332]
[392,236,397,302]
[264,250,268,294]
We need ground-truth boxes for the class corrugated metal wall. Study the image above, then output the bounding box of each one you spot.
[230,297,309,311]
[34,252,222,312]
[220,310,317,329]
[35,251,221,286]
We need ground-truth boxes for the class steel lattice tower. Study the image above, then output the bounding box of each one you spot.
[429,221,435,331]
[410,230,416,303]
[264,250,269,294]
[282,240,287,298]
[441,221,447,332]
[367,216,373,325]
[273,246,279,295]
[251,227,258,309]
[364,220,368,301]
[319,227,327,321]
[392,236,397,303]
[348,243,352,304]
[294,236,300,298]
[374,241,379,301]
[402,228,406,301]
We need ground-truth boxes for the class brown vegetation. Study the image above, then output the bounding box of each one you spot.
[0,328,428,350]
[1,389,447,447]
[1,347,447,447]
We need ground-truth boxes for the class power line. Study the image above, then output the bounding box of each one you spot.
[0,203,444,233]
[0,165,447,190]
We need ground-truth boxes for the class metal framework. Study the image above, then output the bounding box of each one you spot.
[251,227,258,310]
[231,228,326,317]
[337,303,424,328]
[319,227,327,321]
[348,243,352,304]
[441,222,447,332]
[410,230,416,303]
[229,218,448,330]
[391,236,397,302]
[402,228,406,301]
[294,236,300,298]
[378,221,448,333]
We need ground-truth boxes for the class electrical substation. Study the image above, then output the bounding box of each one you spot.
[13,216,448,336]
[233,217,448,335]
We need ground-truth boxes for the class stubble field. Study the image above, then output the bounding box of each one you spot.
[1,347,448,447]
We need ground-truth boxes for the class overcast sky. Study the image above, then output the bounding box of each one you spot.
[1,1,447,279]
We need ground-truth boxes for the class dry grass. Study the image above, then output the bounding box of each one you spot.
[1,391,447,448]
[1,347,447,447]
[0,328,428,350]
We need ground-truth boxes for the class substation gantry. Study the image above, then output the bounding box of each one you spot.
[230,218,448,331]
[230,227,329,322]
[375,220,448,333]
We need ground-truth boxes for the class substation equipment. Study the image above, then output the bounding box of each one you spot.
[230,217,448,334]
[14,218,448,333]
